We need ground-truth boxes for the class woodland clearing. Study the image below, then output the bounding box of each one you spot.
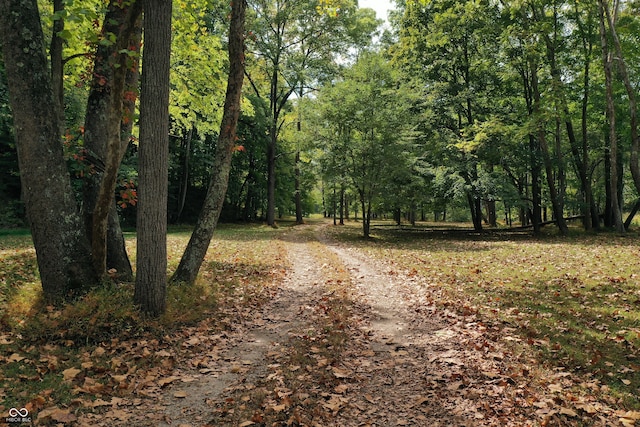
[1,220,639,426]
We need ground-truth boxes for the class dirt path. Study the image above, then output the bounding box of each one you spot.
[112,221,609,426]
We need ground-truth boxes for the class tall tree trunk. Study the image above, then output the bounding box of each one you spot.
[243,150,256,221]
[175,126,193,223]
[50,0,64,126]
[601,1,640,200]
[530,61,568,235]
[170,0,246,285]
[0,0,97,301]
[135,0,172,315]
[574,2,599,229]
[599,0,624,232]
[83,1,142,279]
[339,185,345,225]
[359,190,369,237]
[266,128,277,226]
[295,149,303,224]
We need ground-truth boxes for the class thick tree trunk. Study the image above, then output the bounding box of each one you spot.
[83,1,141,280]
[0,0,97,301]
[135,0,172,315]
[170,0,246,285]
[50,0,64,126]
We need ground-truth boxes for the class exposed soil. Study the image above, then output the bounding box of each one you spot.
[93,221,625,427]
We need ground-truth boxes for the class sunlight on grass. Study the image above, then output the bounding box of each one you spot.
[0,223,289,414]
[326,221,640,409]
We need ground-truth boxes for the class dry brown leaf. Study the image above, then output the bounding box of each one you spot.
[174,390,188,398]
[111,374,128,383]
[334,384,349,394]
[559,407,577,417]
[8,353,25,363]
[158,376,180,387]
[62,367,81,382]
[239,421,255,427]
[332,366,352,379]
[90,398,112,407]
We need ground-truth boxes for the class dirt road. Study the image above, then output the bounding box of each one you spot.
[115,222,613,427]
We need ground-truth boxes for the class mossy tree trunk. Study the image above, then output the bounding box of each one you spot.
[0,0,98,301]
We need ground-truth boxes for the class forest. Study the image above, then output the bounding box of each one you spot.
[3,0,640,239]
[2,0,640,424]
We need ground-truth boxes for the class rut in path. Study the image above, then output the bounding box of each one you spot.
[112,222,576,427]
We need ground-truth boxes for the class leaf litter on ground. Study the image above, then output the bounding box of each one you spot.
[1,220,640,426]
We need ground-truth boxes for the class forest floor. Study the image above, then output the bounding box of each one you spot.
[2,220,640,426]
[90,220,635,427]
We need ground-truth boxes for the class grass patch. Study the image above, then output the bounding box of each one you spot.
[0,222,288,419]
[327,221,640,410]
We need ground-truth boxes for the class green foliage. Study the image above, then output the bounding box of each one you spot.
[314,51,418,233]
[170,0,227,136]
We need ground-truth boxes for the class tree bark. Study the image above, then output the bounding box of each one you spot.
[171,0,246,285]
[0,0,97,301]
[601,1,640,201]
[135,0,172,315]
[599,0,624,232]
[530,60,568,235]
[50,0,64,126]
[175,126,193,223]
[295,149,303,224]
[83,1,142,279]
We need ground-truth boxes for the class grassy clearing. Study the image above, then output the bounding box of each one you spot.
[0,223,289,418]
[327,221,640,410]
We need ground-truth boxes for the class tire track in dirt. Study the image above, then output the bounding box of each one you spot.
[104,221,602,426]
[148,225,336,426]
[319,226,548,427]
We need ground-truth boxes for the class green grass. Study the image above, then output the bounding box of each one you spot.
[0,222,289,419]
[326,221,640,409]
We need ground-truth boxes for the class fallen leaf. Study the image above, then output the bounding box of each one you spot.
[8,353,25,363]
[332,366,352,379]
[174,390,188,398]
[62,367,81,382]
[559,407,577,417]
[334,384,349,394]
[158,376,180,387]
